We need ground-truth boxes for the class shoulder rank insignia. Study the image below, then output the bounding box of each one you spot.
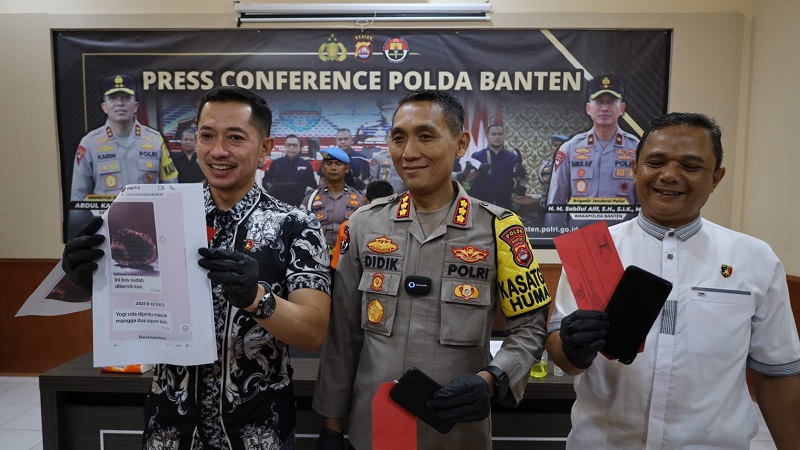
[396,193,411,218]
[452,197,469,225]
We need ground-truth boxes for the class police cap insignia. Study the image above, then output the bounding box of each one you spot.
[102,74,136,96]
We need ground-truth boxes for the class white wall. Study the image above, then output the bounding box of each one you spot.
[0,0,796,274]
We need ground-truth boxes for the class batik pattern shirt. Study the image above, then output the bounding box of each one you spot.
[142,184,331,450]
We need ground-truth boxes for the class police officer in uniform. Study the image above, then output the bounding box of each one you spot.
[545,75,639,228]
[370,129,406,193]
[301,147,365,251]
[314,90,550,450]
[69,74,178,237]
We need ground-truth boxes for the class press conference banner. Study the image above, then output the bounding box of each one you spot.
[54,29,670,246]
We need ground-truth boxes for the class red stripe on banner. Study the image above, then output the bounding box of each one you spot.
[372,382,417,450]
[494,98,503,125]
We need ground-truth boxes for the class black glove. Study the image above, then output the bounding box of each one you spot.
[315,428,345,450]
[560,310,610,369]
[62,217,105,290]
[427,373,491,423]
[197,247,260,309]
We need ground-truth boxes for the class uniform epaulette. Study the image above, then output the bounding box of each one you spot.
[361,193,397,210]
[474,198,514,219]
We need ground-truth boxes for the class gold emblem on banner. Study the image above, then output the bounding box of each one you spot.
[319,34,347,62]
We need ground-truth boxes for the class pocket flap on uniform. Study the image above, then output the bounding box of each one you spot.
[138,158,160,172]
[358,271,401,296]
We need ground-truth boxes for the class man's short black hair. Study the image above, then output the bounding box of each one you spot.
[365,180,394,202]
[636,112,723,170]
[284,133,301,144]
[197,86,272,138]
[395,90,465,137]
[487,123,504,133]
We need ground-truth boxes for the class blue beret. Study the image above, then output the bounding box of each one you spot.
[551,134,569,144]
[321,146,350,164]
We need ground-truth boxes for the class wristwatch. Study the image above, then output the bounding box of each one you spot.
[480,365,509,401]
[251,282,276,319]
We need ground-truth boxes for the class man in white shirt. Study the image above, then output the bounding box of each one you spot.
[546,112,800,449]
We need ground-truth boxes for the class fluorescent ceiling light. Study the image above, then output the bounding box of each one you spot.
[235,2,492,24]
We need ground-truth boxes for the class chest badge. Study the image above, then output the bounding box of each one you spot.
[367,236,398,253]
[371,273,385,291]
[454,283,480,301]
[451,246,489,263]
[721,264,733,278]
[243,239,254,251]
[367,300,384,323]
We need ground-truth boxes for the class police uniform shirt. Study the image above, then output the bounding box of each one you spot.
[70,119,178,201]
[545,127,639,226]
[313,181,551,449]
[468,147,522,210]
[263,155,317,207]
[301,185,365,249]
[172,151,206,184]
[370,150,406,193]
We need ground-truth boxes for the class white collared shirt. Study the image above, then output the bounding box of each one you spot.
[549,215,800,449]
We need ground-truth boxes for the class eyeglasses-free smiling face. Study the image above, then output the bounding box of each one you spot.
[633,124,725,229]
[196,101,273,207]
[389,101,468,208]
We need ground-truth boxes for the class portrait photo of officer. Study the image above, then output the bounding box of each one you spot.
[545,75,639,228]
[68,74,178,237]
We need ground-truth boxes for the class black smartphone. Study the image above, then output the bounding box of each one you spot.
[389,367,457,434]
[602,265,673,364]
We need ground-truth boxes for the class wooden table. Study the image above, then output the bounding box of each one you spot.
[40,353,574,449]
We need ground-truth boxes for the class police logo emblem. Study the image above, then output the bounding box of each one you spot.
[383,37,409,63]
[368,236,399,253]
[354,34,374,63]
[146,161,154,169]
[451,246,489,263]
[615,168,626,177]
[454,283,480,301]
[318,34,347,62]
[339,226,350,255]
[577,168,586,178]
[243,239,254,251]
[575,179,588,193]
[371,273,385,291]
[499,225,533,268]
[104,174,118,189]
[367,300,384,323]
[76,146,87,165]
[721,264,733,278]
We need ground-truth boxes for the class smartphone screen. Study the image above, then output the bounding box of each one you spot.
[602,265,672,364]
